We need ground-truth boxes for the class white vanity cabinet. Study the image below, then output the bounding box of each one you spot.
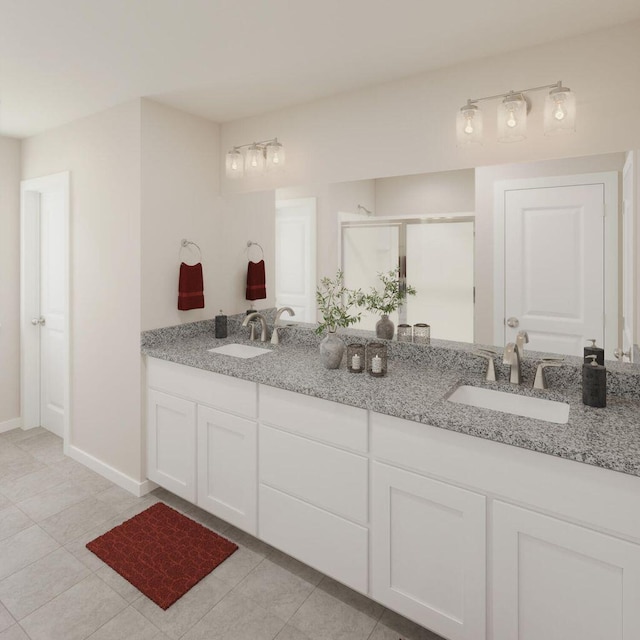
[146,357,258,533]
[147,388,197,502]
[371,415,487,640]
[258,385,369,593]
[492,501,640,640]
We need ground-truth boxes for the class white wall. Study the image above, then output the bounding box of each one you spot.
[220,21,640,194]
[218,190,276,314]
[375,170,475,217]
[0,136,21,428]
[21,100,143,483]
[141,100,222,330]
[474,153,626,344]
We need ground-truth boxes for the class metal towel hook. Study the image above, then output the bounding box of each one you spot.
[179,239,202,263]
[246,240,264,260]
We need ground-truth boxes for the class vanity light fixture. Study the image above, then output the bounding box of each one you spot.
[456,81,575,146]
[225,138,285,178]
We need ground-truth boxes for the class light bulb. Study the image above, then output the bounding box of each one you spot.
[272,152,280,164]
[464,121,474,135]
[251,157,258,167]
[507,111,517,128]
[231,159,238,170]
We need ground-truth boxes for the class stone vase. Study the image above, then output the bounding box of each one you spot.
[320,331,345,369]
[376,314,395,340]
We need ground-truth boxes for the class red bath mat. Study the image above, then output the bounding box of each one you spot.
[86,502,237,609]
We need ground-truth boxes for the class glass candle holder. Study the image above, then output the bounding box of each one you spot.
[347,343,365,373]
[397,324,413,342]
[413,323,431,345]
[366,342,387,377]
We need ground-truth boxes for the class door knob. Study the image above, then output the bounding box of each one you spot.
[614,348,631,361]
[31,317,45,326]
[506,317,520,328]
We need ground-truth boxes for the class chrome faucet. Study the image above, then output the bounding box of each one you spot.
[271,307,296,345]
[503,342,522,384]
[242,312,268,342]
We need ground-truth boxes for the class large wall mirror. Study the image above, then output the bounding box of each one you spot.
[275,150,638,364]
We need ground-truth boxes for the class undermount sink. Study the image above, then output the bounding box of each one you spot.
[448,385,570,424]
[208,344,272,359]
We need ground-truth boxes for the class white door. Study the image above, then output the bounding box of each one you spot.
[21,173,69,437]
[275,198,316,322]
[197,405,257,534]
[371,461,486,640]
[492,501,640,640]
[502,182,608,357]
[622,153,636,362]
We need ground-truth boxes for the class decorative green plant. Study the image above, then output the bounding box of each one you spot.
[315,270,362,334]
[359,267,417,315]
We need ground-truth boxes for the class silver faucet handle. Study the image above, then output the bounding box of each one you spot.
[516,331,529,356]
[533,360,563,390]
[473,351,497,382]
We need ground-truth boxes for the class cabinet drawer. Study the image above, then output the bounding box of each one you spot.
[259,385,367,452]
[147,357,257,418]
[259,485,368,593]
[260,425,368,524]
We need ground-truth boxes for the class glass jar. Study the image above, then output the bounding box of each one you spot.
[366,342,387,377]
[397,324,413,342]
[347,343,365,373]
[413,323,431,345]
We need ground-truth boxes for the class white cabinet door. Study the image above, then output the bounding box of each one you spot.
[371,461,486,640]
[147,389,196,502]
[197,405,257,534]
[493,501,640,640]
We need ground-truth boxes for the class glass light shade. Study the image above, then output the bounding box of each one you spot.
[225,149,244,179]
[544,88,576,135]
[245,144,265,176]
[266,139,285,170]
[498,95,527,142]
[456,104,483,146]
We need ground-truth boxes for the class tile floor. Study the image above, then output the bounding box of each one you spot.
[0,428,444,640]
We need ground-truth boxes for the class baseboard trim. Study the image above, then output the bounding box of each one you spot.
[66,444,158,497]
[0,418,23,433]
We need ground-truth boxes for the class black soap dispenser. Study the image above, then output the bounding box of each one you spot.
[582,355,606,408]
[584,339,605,366]
[215,310,228,339]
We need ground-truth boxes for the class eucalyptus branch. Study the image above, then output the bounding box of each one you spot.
[315,270,362,335]
[358,267,417,315]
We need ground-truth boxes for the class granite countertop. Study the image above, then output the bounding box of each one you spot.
[142,321,640,479]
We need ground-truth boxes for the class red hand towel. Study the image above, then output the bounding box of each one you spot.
[246,260,266,301]
[178,262,205,310]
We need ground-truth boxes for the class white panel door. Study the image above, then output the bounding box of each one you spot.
[197,405,257,534]
[21,172,69,437]
[371,462,486,640]
[493,501,640,640]
[504,184,604,356]
[275,198,316,322]
[147,390,197,502]
[39,188,67,436]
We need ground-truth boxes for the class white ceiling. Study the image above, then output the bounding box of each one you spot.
[1,0,640,138]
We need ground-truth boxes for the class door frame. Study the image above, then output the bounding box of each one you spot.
[493,172,619,355]
[20,172,70,446]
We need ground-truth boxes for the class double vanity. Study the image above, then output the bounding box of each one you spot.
[142,316,640,640]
